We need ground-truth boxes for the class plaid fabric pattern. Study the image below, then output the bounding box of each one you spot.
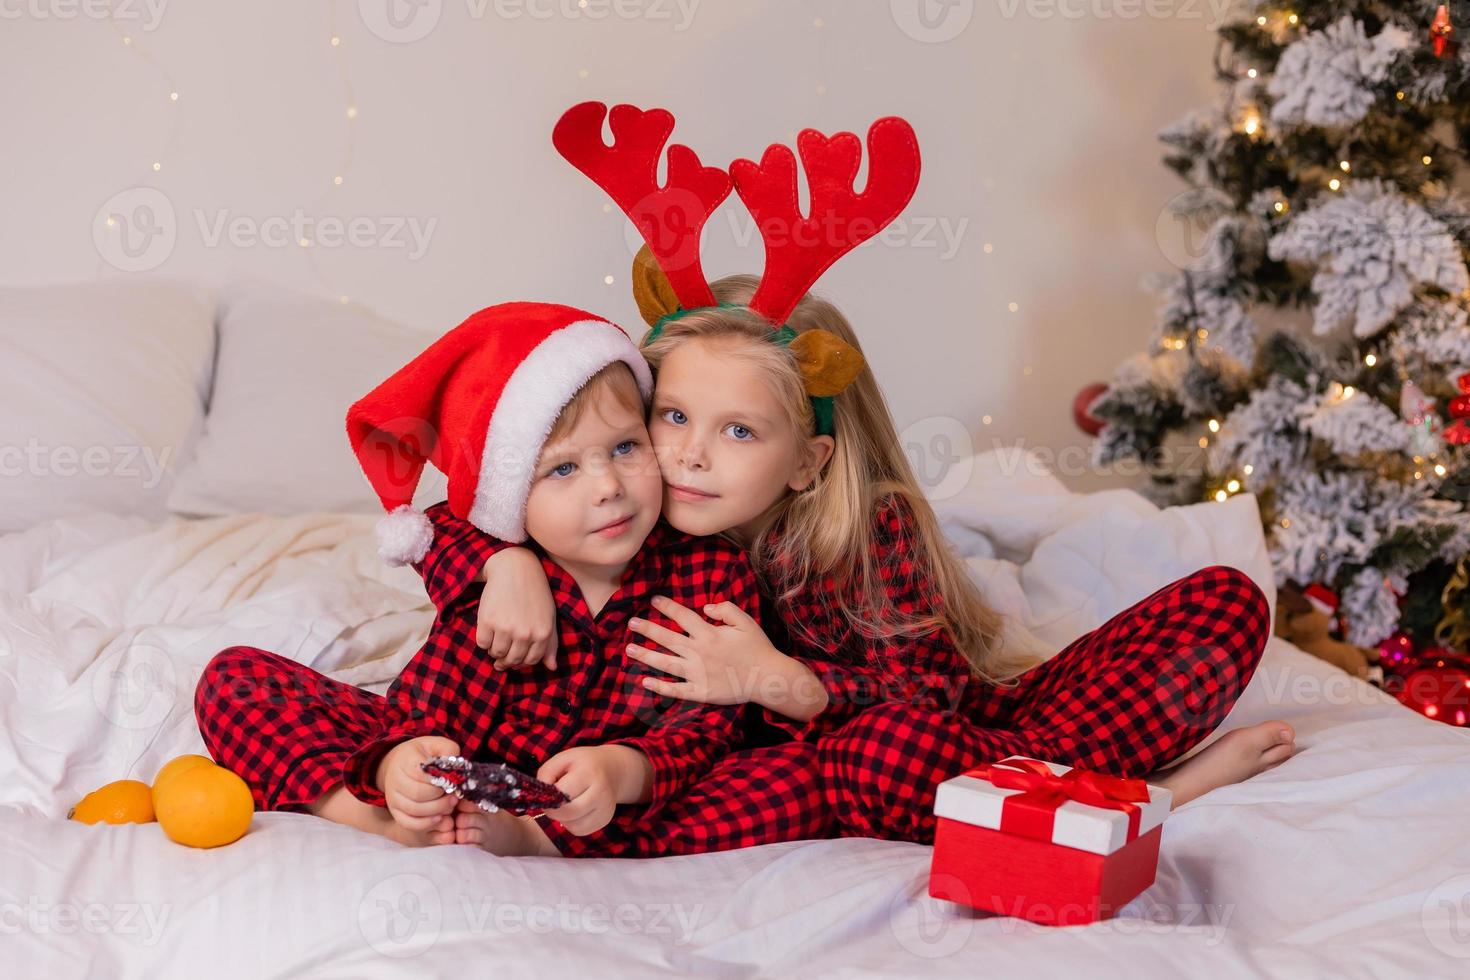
[814,562,1272,843]
[535,740,829,857]
[195,503,765,829]
[755,493,981,742]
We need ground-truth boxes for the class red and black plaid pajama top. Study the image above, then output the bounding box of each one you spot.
[194,503,830,857]
[746,492,1272,844]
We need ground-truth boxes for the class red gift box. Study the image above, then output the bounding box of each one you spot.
[928,755,1172,926]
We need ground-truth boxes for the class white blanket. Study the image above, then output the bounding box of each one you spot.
[4,449,1467,978]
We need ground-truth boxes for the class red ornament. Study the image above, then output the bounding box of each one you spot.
[1432,4,1455,58]
[1395,651,1470,727]
[1378,631,1418,672]
[1376,632,1470,727]
[1443,377,1470,444]
[1073,382,1109,436]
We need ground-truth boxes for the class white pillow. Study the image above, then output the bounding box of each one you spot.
[0,279,216,532]
[167,284,448,517]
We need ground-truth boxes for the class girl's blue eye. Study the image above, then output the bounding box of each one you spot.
[550,462,576,478]
[725,423,754,441]
[662,408,687,425]
[613,440,637,456]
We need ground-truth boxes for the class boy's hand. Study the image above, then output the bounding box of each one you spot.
[535,746,628,836]
[477,547,559,671]
[375,735,461,833]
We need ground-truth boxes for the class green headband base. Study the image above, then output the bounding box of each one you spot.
[641,306,836,436]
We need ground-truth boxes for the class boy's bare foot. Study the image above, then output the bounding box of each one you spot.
[1152,720,1296,808]
[382,810,456,847]
[450,798,560,856]
[307,783,455,846]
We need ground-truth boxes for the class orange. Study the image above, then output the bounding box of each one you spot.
[69,779,156,825]
[154,763,255,848]
[151,754,217,806]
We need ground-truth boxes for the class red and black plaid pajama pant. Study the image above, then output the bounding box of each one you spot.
[818,564,1272,844]
[193,647,827,856]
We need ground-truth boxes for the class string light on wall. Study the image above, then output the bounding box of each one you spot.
[93,17,182,278]
[115,24,180,172]
[303,1,359,305]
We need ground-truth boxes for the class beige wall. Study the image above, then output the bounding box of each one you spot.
[1,0,1227,493]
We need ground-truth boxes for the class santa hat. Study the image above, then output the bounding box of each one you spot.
[1302,583,1339,618]
[345,301,653,565]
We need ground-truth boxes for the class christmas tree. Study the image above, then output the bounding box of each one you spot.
[1088,3,1470,658]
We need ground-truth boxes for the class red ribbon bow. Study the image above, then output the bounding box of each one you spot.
[965,757,1151,846]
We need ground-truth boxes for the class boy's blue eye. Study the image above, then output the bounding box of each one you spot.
[613,440,637,456]
[550,462,576,478]
[662,408,687,425]
[725,423,754,441]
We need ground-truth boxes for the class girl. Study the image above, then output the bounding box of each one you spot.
[470,273,1296,845]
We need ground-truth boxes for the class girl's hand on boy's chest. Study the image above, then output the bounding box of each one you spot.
[624,595,780,706]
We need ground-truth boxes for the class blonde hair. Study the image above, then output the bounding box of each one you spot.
[640,276,1038,686]
[546,360,644,445]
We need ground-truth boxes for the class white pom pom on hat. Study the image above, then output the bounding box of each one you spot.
[346,302,653,565]
[375,504,435,567]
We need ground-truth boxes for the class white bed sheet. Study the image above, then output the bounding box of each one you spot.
[3,451,1467,978]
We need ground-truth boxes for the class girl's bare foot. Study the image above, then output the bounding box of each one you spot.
[450,798,560,856]
[1151,720,1296,808]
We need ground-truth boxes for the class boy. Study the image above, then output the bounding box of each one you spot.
[194,303,825,857]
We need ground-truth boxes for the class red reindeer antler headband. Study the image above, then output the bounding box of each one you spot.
[553,102,921,434]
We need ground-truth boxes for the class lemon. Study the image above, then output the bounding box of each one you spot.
[154,763,255,848]
[69,779,156,825]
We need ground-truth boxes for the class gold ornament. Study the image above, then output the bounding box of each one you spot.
[1434,556,1470,651]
